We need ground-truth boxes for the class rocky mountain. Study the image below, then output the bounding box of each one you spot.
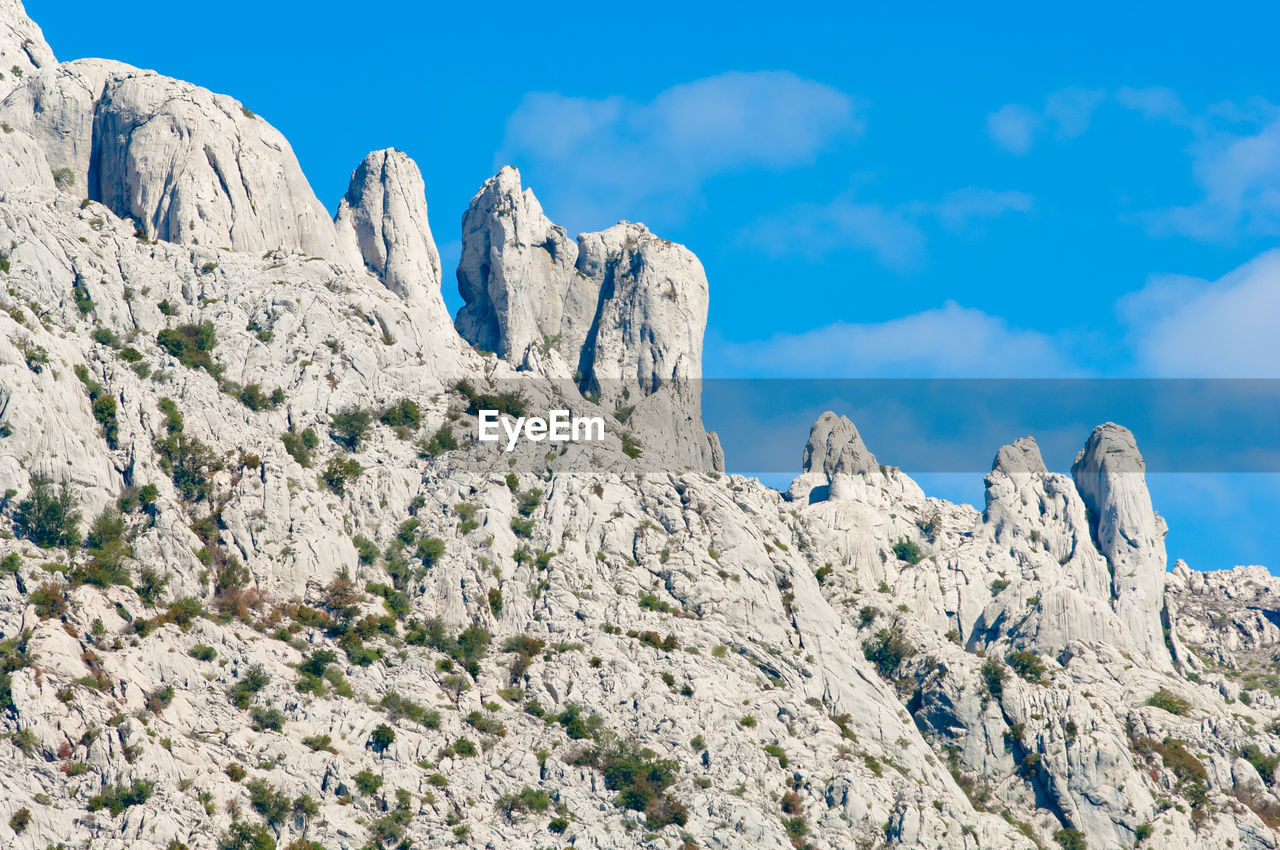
[1,2,1280,848]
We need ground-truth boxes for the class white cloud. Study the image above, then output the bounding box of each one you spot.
[497,72,860,231]
[930,188,1034,231]
[1119,249,1280,376]
[710,301,1074,378]
[743,198,924,270]
[1115,86,1187,123]
[986,104,1039,154]
[741,187,1032,268]
[987,87,1105,153]
[1157,117,1280,239]
[1044,87,1106,137]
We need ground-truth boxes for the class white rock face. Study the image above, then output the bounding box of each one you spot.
[575,220,709,405]
[0,58,340,258]
[454,166,584,361]
[454,168,709,402]
[334,148,459,340]
[0,0,54,101]
[0,8,1278,849]
[1071,422,1173,669]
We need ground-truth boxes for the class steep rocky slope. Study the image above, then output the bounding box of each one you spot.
[2,3,1280,849]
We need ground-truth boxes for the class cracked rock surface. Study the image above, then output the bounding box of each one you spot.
[1,2,1279,848]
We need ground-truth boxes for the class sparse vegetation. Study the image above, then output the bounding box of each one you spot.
[891,537,923,564]
[329,405,373,451]
[281,427,319,467]
[320,456,362,495]
[862,624,915,678]
[14,473,81,548]
[157,322,219,376]
[1146,688,1191,716]
[1006,649,1046,683]
[87,779,154,816]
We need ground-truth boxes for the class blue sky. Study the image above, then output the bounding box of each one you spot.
[29,0,1280,571]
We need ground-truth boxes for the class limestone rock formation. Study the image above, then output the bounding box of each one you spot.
[0,0,53,101]
[334,148,455,331]
[0,59,340,258]
[454,166,584,362]
[454,169,709,403]
[0,5,1278,849]
[575,221,708,404]
[1072,422,1173,669]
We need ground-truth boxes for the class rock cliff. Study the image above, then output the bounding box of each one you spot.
[0,4,1277,849]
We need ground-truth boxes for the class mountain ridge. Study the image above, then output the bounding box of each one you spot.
[0,3,1278,849]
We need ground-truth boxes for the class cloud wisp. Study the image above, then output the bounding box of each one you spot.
[986,87,1106,154]
[1120,249,1280,377]
[498,71,860,231]
[709,301,1074,378]
[740,187,1032,269]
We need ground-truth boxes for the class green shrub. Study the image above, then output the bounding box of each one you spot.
[368,723,395,752]
[146,684,174,714]
[189,644,217,662]
[227,664,270,709]
[453,736,478,757]
[366,581,410,618]
[31,581,68,619]
[620,433,643,459]
[516,488,543,517]
[862,625,915,678]
[353,534,378,565]
[154,432,221,502]
[8,806,30,834]
[14,473,80,548]
[73,506,131,587]
[73,280,93,314]
[763,743,788,767]
[244,777,291,825]
[87,778,154,816]
[251,706,285,732]
[488,587,503,616]
[454,380,526,418]
[557,704,602,740]
[237,383,284,411]
[218,821,276,850]
[320,456,362,495]
[1006,650,1046,683]
[380,399,421,429]
[416,536,445,566]
[1146,688,1191,716]
[354,769,383,795]
[981,656,1008,700]
[891,537,923,564]
[1053,827,1087,850]
[496,786,552,818]
[157,322,219,376]
[405,618,490,677]
[1243,744,1280,780]
[329,405,373,451]
[511,517,534,538]
[91,327,119,348]
[92,395,119,448]
[418,424,458,457]
[576,735,685,828]
[281,427,319,467]
[302,734,336,753]
[379,691,440,728]
[292,794,319,819]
